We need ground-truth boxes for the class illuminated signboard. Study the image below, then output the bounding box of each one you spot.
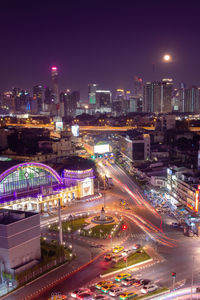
[94,144,110,154]
[195,190,199,212]
[55,121,63,131]
[71,124,79,137]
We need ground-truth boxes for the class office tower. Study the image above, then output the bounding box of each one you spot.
[184,86,200,113]
[134,76,143,97]
[129,96,143,113]
[33,85,43,113]
[96,90,112,110]
[14,90,31,113]
[162,78,173,113]
[62,90,80,117]
[88,83,98,105]
[0,91,13,114]
[143,79,173,113]
[51,66,59,104]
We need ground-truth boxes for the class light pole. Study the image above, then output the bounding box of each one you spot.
[191,256,194,299]
[172,272,176,291]
[58,198,63,245]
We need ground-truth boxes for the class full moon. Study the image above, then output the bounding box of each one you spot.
[163,54,171,62]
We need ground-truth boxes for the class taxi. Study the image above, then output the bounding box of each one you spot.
[48,295,67,300]
[101,283,118,293]
[119,292,137,300]
[112,246,124,253]
[95,280,113,289]
[115,273,131,282]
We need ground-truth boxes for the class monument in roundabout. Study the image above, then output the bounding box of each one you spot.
[92,206,114,224]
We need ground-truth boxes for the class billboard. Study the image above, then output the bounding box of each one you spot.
[55,121,63,131]
[94,143,110,154]
[71,124,79,137]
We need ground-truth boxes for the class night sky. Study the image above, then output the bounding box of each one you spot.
[1,0,200,99]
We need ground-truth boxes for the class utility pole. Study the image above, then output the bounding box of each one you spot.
[58,198,63,245]
[172,272,176,291]
[97,180,100,194]
[191,256,194,299]
[103,176,106,208]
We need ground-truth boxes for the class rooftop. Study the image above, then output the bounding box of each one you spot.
[0,209,38,225]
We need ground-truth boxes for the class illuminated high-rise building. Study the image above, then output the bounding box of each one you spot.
[143,79,173,113]
[134,76,143,97]
[184,86,200,113]
[33,85,43,113]
[88,83,98,105]
[51,66,59,104]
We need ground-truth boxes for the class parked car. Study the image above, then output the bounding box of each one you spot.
[71,289,91,298]
[77,292,94,300]
[171,222,179,228]
[92,295,109,300]
[112,255,123,263]
[122,249,133,257]
[112,246,124,253]
[140,279,152,286]
[132,244,140,250]
[119,292,137,300]
[101,284,118,293]
[115,273,131,282]
[141,284,158,294]
[95,281,113,289]
[121,278,135,286]
[104,254,113,261]
[109,287,124,297]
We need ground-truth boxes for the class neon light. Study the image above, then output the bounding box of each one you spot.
[0,162,62,185]
[64,169,93,174]
[195,190,199,212]
[51,66,57,70]
[187,203,194,210]
[64,176,95,180]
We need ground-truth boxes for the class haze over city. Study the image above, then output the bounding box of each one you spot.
[1,0,200,98]
[1,1,200,300]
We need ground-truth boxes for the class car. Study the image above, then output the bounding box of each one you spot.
[112,254,123,263]
[172,222,179,228]
[112,246,124,253]
[119,292,137,300]
[132,280,143,287]
[132,244,140,250]
[121,277,135,286]
[101,284,118,293]
[93,295,109,300]
[109,287,124,297]
[95,281,113,289]
[141,284,158,294]
[77,292,94,300]
[71,288,91,298]
[122,249,133,257]
[115,273,131,282]
[104,254,113,261]
[49,295,67,300]
[140,279,152,286]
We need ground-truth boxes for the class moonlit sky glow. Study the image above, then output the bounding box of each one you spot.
[0,0,200,98]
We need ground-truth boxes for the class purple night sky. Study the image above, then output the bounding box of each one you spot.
[0,0,200,99]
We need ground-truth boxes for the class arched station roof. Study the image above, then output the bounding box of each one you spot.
[0,162,62,185]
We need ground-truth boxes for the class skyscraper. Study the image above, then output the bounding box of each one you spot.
[96,90,112,111]
[33,85,43,113]
[143,79,173,113]
[51,66,59,104]
[134,76,143,97]
[88,84,98,105]
[184,86,200,113]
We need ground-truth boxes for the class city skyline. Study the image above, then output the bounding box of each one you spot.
[1,0,200,99]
